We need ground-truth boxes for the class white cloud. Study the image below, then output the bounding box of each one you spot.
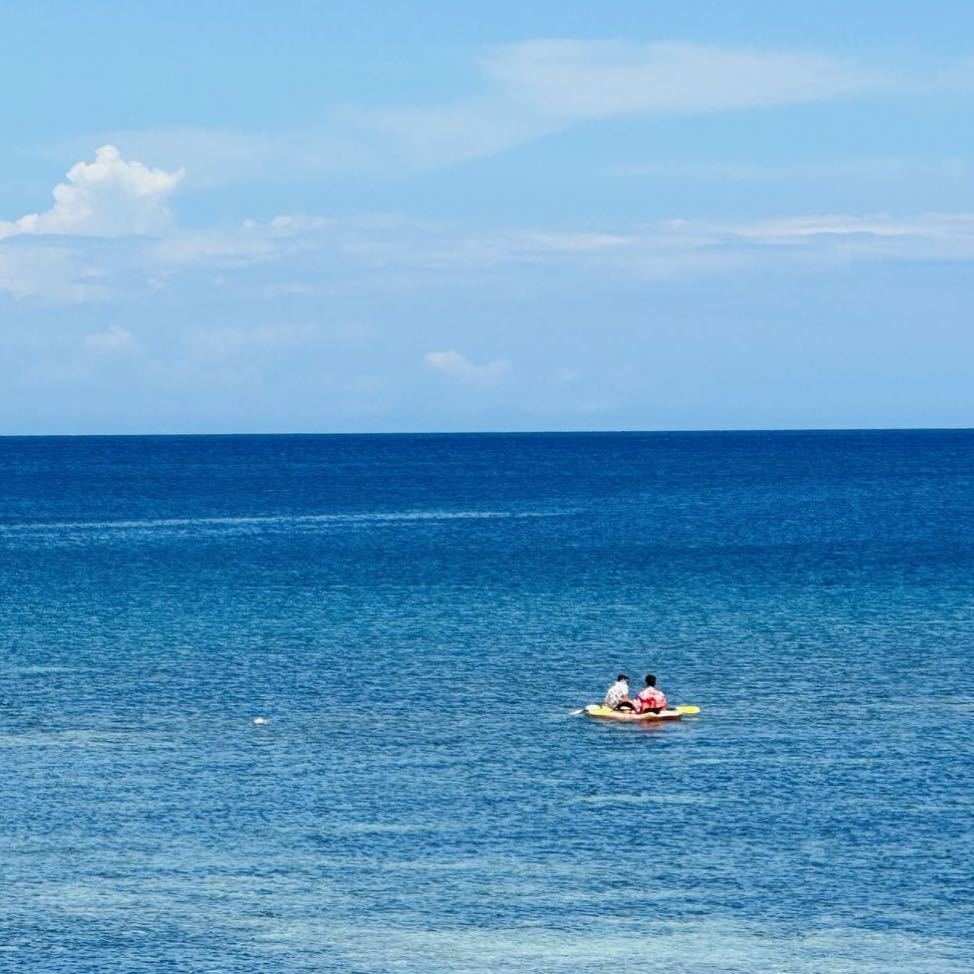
[516,231,632,252]
[662,211,974,255]
[254,214,336,236]
[71,41,891,179]
[150,229,277,267]
[353,41,884,168]
[0,243,107,302]
[611,157,973,184]
[273,210,974,278]
[84,325,136,351]
[254,282,321,299]
[152,215,336,269]
[483,40,879,120]
[6,189,974,305]
[0,145,183,239]
[589,212,974,279]
[425,350,512,384]
[335,211,974,282]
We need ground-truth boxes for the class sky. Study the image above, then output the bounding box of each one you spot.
[2,0,973,434]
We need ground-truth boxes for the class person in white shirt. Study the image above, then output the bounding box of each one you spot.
[603,674,635,711]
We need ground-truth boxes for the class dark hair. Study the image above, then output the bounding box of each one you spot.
[617,674,630,682]
[644,674,656,686]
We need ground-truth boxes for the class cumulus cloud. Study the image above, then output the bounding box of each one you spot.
[0,145,183,240]
[425,350,512,384]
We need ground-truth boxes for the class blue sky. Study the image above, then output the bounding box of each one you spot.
[2,1,973,433]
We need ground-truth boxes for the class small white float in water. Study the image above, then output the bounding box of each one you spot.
[253,717,268,725]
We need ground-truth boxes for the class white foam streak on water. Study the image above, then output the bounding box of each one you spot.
[0,508,564,541]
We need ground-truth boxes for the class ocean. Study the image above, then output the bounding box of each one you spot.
[1,431,971,973]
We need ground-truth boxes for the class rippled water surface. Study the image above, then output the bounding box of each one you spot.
[2,432,972,973]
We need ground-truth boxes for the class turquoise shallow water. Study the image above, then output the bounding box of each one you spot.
[1,431,972,973]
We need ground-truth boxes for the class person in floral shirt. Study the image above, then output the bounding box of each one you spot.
[634,674,668,714]
[603,674,635,711]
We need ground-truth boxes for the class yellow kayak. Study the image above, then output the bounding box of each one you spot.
[583,704,700,722]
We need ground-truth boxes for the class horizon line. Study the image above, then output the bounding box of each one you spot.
[1,425,973,439]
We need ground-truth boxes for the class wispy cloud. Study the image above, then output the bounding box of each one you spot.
[7,203,974,304]
[484,40,880,118]
[84,325,137,351]
[425,350,512,384]
[352,40,884,168]
[600,212,974,278]
[611,157,973,184]
[350,211,974,276]
[5,144,974,304]
[0,240,108,302]
[184,324,320,359]
[72,40,891,181]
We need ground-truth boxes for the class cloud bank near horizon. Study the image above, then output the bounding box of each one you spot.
[2,146,973,304]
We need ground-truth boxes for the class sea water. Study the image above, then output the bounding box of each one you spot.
[1,431,971,973]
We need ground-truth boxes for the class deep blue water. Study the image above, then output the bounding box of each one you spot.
[1,431,972,973]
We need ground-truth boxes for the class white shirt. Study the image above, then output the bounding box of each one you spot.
[604,679,630,708]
